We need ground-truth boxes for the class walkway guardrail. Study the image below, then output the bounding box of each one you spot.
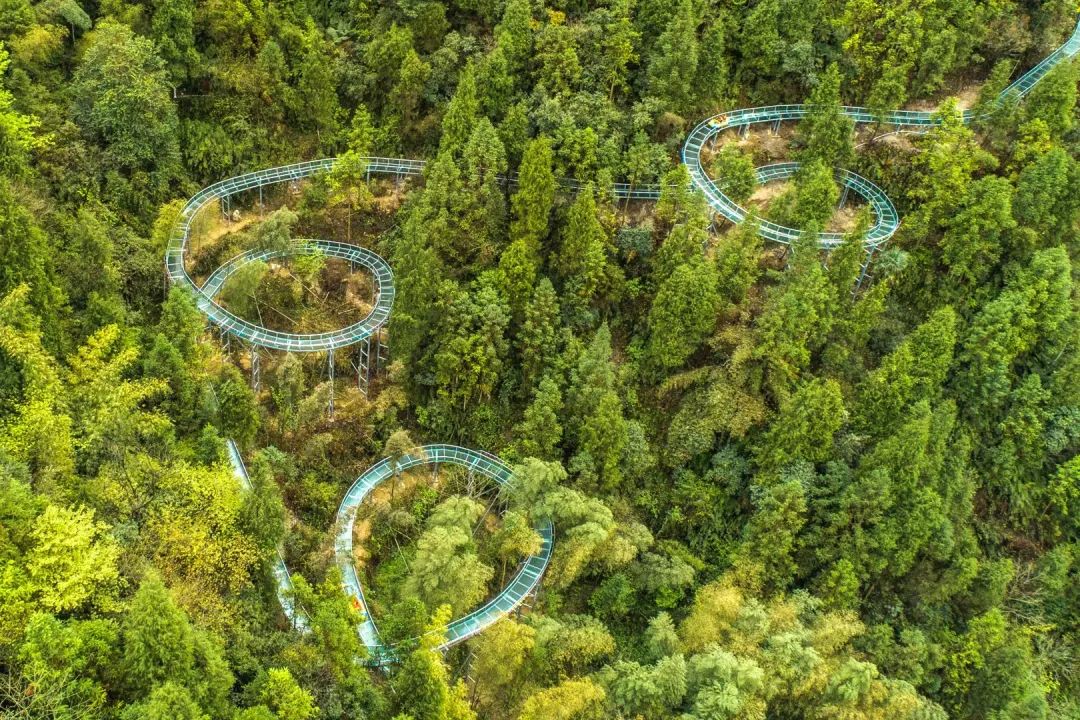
[230,441,552,667]
[334,444,553,666]
[682,17,1080,252]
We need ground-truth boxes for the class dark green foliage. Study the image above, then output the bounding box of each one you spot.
[711,146,757,205]
[645,257,720,375]
[216,367,261,448]
[797,63,854,168]
[1,0,1078,717]
[71,19,181,213]
[645,0,699,116]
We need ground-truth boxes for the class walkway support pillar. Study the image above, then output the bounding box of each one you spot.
[855,248,875,292]
[377,328,388,375]
[373,330,381,376]
[250,346,260,392]
[327,348,336,419]
[357,337,372,397]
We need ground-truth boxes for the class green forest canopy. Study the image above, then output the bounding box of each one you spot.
[0,0,1079,718]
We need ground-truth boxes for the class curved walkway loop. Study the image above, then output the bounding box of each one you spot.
[167,18,1080,349]
[191,15,1079,668]
[683,18,1080,251]
[200,240,393,313]
[165,160,400,353]
[229,441,554,667]
[164,160,664,353]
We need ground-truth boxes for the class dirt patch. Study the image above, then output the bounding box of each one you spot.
[749,179,791,206]
[215,252,379,334]
[367,466,442,507]
[699,125,798,170]
[855,125,922,151]
[205,212,259,245]
[188,201,259,258]
[350,467,440,570]
[908,81,984,113]
[615,200,659,226]
[750,125,798,162]
[828,203,863,234]
[746,179,864,234]
[353,517,372,569]
[371,180,410,213]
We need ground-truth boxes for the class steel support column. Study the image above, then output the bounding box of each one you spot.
[327,349,335,419]
[855,247,875,292]
[250,346,260,392]
[376,328,388,375]
[352,357,362,390]
[356,336,372,397]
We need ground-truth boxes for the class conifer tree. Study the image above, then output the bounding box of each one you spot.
[518,278,560,396]
[514,374,564,461]
[440,61,480,157]
[712,146,757,205]
[646,0,699,114]
[123,682,206,720]
[391,607,477,720]
[0,181,62,338]
[122,575,195,695]
[756,377,845,471]
[510,137,557,256]
[645,257,721,374]
[797,63,854,168]
[495,0,533,75]
[558,186,608,313]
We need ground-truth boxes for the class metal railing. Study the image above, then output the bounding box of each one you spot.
[227,440,311,633]
[333,444,552,666]
[167,159,399,352]
[682,18,1080,250]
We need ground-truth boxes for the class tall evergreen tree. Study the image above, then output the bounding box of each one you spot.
[645,257,721,374]
[514,374,563,461]
[495,0,533,75]
[440,61,481,157]
[0,181,62,338]
[518,278,560,396]
[646,0,699,115]
[122,575,195,696]
[797,64,854,168]
[558,186,608,315]
[510,136,557,255]
[391,607,476,720]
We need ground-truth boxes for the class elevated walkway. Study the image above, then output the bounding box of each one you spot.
[229,442,553,667]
